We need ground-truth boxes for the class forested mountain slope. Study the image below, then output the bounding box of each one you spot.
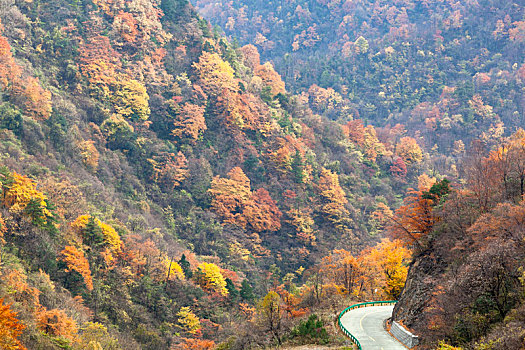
[184,0,525,348]
[194,0,524,155]
[0,0,426,347]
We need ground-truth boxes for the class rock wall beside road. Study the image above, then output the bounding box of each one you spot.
[391,321,419,348]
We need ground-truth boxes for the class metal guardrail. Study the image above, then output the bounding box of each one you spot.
[337,300,398,350]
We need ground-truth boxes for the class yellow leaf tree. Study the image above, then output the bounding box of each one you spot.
[1,172,52,224]
[360,239,411,300]
[194,262,228,296]
[363,125,387,162]
[73,322,120,350]
[77,140,100,172]
[164,257,185,281]
[192,52,237,96]
[316,168,349,227]
[177,307,201,335]
[113,79,150,121]
[256,291,284,345]
[396,136,423,165]
[71,215,123,265]
[287,209,315,245]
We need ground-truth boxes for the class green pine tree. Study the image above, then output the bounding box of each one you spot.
[178,254,193,278]
[291,150,306,184]
[84,216,105,248]
[240,280,254,302]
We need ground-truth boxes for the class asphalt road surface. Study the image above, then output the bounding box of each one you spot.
[339,305,406,350]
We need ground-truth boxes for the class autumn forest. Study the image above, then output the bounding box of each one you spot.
[0,0,523,348]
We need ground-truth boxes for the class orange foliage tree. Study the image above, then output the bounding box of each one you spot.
[78,35,121,98]
[37,308,78,341]
[0,20,51,120]
[12,76,52,121]
[176,338,215,350]
[240,44,261,69]
[0,268,41,312]
[112,11,139,44]
[0,298,26,350]
[171,103,207,143]
[0,213,6,247]
[342,119,365,146]
[120,235,183,283]
[389,188,435,250]
[389,179,451,250]
[150,151,189,190]
[254,62,286,95]
[59,246,94,291]
[509,21,525,43]
[243,188,282,232]
[209,167,252,228]
[484,128,525,201]
[274,285,308,318]
[216,91,267,131]
[320,249,361,295]
[468,200,525,245]
[209,167,281,232]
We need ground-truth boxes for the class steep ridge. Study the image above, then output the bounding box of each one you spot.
[392,131,525,349]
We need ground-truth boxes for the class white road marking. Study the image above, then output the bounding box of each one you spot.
[342,305,406,349]
[360,309,383,330]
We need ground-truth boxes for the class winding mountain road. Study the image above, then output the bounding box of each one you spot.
[339,305,405,350]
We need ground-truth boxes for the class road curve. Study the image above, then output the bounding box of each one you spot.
[339,305,405,350]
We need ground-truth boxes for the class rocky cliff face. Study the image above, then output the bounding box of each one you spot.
[392,243,448,346]
[392,193,525,349]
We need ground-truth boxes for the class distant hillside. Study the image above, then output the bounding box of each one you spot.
[194,0,524,153]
